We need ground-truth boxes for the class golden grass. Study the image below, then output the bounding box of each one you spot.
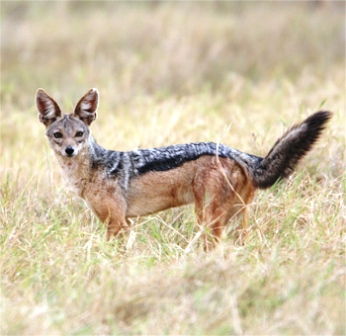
[1,2,345,335]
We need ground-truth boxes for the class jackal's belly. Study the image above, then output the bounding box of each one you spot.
[125,168,196,217]
[126,193,194,217]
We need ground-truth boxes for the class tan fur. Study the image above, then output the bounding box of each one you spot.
[78,156,254,249]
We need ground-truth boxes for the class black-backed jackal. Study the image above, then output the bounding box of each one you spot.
[36,88,332,250]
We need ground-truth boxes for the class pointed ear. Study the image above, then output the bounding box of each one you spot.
[73,88,98,126]
[36,89,62,127]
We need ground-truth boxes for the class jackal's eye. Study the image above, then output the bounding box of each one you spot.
[53,132,63,139]
[75,131,84,137]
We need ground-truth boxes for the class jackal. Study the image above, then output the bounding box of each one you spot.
[36,88,331,249]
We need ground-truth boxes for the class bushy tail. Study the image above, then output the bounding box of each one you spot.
[251,111,332,189]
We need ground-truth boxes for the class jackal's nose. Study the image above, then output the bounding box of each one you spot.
[65,146,75,156]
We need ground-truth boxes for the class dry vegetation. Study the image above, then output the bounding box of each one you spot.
[1,2,345,335]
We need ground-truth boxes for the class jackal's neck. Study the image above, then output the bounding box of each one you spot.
[56,135,107,196]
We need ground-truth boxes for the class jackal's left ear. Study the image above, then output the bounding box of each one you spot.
[36,89,62,127]
[73,88,98,126]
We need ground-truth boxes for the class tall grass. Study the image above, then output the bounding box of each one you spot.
[1,2,345,335]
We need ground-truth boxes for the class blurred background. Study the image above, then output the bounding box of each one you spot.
[1,1,344,108]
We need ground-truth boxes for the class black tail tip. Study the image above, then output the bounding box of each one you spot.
[304,110,333,127]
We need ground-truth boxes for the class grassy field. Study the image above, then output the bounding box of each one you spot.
[1,2,345,335]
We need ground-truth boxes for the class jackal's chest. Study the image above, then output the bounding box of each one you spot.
[58,159,92,196]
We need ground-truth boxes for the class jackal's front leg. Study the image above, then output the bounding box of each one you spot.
[100,205,129,241]
[106,219,129,240]
[85,189,129,240]
[93,206,128,240]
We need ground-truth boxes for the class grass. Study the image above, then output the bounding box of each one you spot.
[1,2,345,335]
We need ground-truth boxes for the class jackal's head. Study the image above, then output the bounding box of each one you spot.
[36,88,98,158]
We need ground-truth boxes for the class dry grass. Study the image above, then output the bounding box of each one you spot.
[1,2,345,335]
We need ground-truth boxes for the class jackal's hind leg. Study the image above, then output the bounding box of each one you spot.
[224,206,249,246]
[193,186,236,251]
[224,185,254,246]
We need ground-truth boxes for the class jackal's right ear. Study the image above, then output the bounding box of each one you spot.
[73,88,98,126]
[36,89,62,127]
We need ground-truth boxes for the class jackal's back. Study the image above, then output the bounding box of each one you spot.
[99,142,260,187]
